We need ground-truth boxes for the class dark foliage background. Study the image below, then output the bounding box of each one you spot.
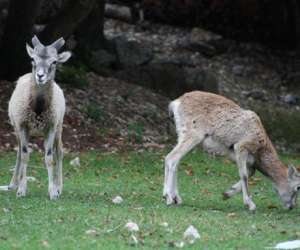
[0,0,299,80]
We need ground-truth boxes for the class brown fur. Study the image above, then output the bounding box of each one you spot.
[179,91,288,183]
[164,91,299,210]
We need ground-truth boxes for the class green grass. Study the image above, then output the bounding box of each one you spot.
[0,149,300,250]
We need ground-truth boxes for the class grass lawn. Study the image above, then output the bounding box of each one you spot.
[0,149,300,250]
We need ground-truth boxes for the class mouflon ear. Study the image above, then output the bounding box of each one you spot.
[26,43,34,58]
[57,51,71,63]
[288,164,298,180]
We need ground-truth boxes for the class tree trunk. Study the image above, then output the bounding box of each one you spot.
[75,0,106,50]
[286,0,300,49]
[39,0,99,44]
[74,0,112,73]
[0,0,43,80]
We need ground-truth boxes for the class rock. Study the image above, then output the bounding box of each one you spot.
[232,65,244,76]
[242,89,267,101]
[185,68,219,94]
[105,4,132,23]
[115,64,219,99]
[115,63,185,98]
[286,72,300,87]
[88,49,117,74]
[282,94,298,105]
[183,41,218,57]
[179,27,224,57]
[190,27,222,44]
[114,36,153,67]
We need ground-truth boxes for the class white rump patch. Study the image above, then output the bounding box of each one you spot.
[169,100,186,141]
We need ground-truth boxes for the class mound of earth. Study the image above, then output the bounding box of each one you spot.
[0,73,173,153]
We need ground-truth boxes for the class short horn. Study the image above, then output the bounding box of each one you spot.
[32,35,43,47]
[50,37,65,51]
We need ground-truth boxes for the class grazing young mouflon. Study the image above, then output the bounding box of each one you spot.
[164,91,300,211]
[0,36,71,200]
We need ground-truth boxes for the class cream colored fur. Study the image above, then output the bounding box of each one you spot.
[4,73,65,199]
[164,91,300,211]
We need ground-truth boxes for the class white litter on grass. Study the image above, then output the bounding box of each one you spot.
[160,222,169,227]
[273,240,300,249]
[125,221,139,232]
[85,229,98,236]
[3,208,10,213]
[112,196,123,204]
[0,186,9,191]
[70,157,80,167]
[174,241,185,248]
[183,225,201,244]
[27,176,36,182]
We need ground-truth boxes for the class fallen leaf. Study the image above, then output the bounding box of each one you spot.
[267,204,278,209]
[223,159,231,165]
[201,189,212,196]
[185,167,194,176]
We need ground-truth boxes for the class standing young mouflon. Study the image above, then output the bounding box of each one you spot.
[164,91,300,211]
[0,36,71,200]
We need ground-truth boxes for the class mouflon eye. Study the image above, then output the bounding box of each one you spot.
[297,186,300,191]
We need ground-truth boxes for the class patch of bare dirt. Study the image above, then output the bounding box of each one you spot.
[0,73,173,153]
